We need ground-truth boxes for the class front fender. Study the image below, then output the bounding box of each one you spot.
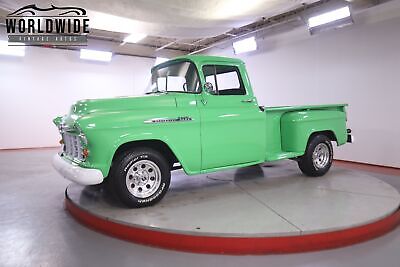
[53,116,63,127]
[76,100,201,177]
[107,132,196,176]
[81,124,201,177]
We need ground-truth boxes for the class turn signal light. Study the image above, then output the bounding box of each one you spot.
[83,148,89,158]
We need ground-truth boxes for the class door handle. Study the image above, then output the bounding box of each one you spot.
[241,99,254,103]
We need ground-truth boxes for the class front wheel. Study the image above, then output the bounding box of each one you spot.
[109,148,171,208]
[298,134,333,177]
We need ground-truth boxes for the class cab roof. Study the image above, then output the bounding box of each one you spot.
[152,55,244,71]
[175,55,244,65]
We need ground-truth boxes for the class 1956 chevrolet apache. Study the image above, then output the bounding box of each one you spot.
[53,55,353,208]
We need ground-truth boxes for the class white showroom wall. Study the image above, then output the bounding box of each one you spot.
[209,1,400,168]
[0,46,154,149]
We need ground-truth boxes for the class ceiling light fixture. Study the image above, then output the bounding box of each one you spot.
[232,36,257,54]
[80,49,112,62]
[123,33,147,44]
[0,40,25,57]
[154,57,169,66]
[307,6,352,34]
[89,11,139,33]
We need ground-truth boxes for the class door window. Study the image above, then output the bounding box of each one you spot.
[202,65,246,95]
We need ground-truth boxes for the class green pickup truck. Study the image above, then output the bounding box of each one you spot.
[53,55,352,208]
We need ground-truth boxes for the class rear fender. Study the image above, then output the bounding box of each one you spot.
[281,110,347,153]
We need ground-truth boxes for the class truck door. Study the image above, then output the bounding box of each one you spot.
[198,64,265,171]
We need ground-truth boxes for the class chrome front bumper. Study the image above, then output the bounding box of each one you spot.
[52,154,104,185]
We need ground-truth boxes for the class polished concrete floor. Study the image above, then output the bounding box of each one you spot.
[1,148,400,267]
[68,166,400,236]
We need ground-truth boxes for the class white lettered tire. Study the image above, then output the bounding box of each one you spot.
[109,148,171,208]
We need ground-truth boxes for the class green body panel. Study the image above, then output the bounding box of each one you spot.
[58,93,202,176]
[54,55,349,178]
[264,105,347,161]
[193,58,266,172]
[281,109,347,152]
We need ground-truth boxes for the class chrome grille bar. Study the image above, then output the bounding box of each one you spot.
[62,132,84,161]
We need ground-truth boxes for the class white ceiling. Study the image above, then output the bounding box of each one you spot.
[0,0,383,57]
[0,0,318,38]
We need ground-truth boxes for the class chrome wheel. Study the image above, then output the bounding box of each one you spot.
[312,143,330,169]
[125,160,161,198]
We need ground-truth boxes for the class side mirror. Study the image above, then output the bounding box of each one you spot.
[204,82,217,95]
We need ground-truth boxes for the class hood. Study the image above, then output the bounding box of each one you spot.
[70,94,176,116]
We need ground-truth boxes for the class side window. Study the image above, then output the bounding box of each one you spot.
[205,73,216,89]
[202,65,246,95]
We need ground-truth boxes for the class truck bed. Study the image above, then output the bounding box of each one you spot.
[263,104,348,162]
[264,103,347,112]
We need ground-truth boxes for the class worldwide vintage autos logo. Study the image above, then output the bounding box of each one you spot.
[5,4,89,46]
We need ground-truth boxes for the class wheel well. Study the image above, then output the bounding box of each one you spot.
[308,130,337,145]
[112,140,179,167]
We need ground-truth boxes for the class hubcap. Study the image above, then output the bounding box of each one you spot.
[312,143,330,169]
[126,160,161,198]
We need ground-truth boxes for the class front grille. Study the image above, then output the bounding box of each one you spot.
[62,132,84,161]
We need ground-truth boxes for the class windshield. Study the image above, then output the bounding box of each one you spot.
[146,61,200,94]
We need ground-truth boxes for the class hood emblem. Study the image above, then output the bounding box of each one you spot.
[144,116,192,124]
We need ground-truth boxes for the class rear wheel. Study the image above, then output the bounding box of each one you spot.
[109,148,170,208]
[298,134,333,177]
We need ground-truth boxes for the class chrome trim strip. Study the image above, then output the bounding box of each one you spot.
[144,116,193,124]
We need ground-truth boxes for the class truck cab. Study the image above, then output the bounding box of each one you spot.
[53,55,352,208]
